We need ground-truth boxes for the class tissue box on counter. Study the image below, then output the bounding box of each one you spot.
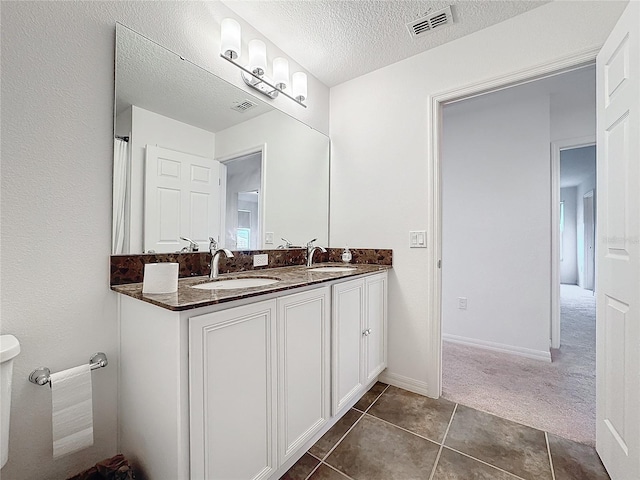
[142,262,179,294]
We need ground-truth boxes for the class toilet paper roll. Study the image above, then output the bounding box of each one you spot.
[51,364,94,458]
[142,262,179,294]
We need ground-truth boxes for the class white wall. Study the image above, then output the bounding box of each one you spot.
[550,77,596,142]
[441,91,552,358]
[115,106,132,137]
[216,110,330,248]
[330,1,626,391]
[561,187,578,285]
[0,2,328,479]
[441,68,596,357]
[129,106,216,253]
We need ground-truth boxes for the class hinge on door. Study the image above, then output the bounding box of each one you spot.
[438,260,441,268]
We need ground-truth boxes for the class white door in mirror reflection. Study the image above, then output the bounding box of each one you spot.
[144,146,220,254]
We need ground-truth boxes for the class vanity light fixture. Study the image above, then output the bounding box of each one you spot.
[292,72,307,102]
[219,18,307,108]
[248,39,267,76]
[220,18,241,60]
[272,57,289,90]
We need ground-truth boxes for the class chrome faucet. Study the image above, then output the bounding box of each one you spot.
[180,236,199,252]
[278,237,293,249]
[209,237,234,279]
[306,239,327,267]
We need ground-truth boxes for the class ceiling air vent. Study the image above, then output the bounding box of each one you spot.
[231,99,258,112]
[406,6,454,38]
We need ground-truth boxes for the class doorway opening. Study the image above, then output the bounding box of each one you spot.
[219,149,265,250]
[557,144,597,334]
[437,65,598,445]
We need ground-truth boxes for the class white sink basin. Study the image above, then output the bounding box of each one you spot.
[192,277,280,290]
[309,266,357,273]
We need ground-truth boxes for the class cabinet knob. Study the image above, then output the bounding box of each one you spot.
[362,329,372,336]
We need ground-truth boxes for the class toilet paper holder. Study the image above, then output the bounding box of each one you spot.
[29,352,108,386]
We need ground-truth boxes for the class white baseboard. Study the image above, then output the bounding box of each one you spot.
[443,334,551,362]
[378,371,430,396]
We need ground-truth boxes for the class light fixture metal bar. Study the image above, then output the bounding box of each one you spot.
[220,53,307,108]
[241,71,279,99]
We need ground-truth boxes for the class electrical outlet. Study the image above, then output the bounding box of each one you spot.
[458,297,467,310]
[265,232,274,244]
[253,254,268,267]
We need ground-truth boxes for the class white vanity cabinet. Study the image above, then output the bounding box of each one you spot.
[364,273,387,384]
[332,273,387,414]
[331,278,365,414]
[189,299,278,480]
[189,287,330,480]
[117,270,386,480]
[276,288,331,464]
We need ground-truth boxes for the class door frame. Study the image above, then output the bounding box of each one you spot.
[583,189,595,291]
[550,136,596,349]
[426,47,599,398]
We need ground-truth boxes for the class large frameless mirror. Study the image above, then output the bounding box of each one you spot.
[112,24,330,254]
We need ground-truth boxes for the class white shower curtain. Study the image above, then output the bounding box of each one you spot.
[112,138,130,254]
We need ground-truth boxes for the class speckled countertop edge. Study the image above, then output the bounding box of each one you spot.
[111,263,391,311]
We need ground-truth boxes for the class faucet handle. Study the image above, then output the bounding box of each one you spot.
[306,238,317,248]
[209,237,218,252]
[180,236,199,252]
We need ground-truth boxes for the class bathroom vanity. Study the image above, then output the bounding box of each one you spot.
[111,22,391,480]
[113,264,388,480]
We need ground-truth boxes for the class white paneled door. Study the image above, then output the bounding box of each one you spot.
[596,2,639,478]
[144,145,220,253]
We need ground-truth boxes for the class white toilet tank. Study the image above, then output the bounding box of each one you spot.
[0,335,20,469]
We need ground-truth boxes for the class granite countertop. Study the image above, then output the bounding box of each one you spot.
[111,263,391,311]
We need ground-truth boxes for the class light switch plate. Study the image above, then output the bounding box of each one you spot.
[253,254,268,267]
[265,232,274,244]
[410,230,427,248]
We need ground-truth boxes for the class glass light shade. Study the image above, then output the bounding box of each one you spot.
[273,57,289,90]
[220,18,241,59]
[248,39,267,76]
[292,72,308,102]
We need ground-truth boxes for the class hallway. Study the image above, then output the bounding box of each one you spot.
[442,285,596,446]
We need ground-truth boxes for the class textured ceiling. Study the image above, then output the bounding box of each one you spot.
[116,24,273,134]
[222,0,550,87]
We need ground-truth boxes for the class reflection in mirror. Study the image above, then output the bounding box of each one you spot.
[113,24,329,254]
[222,152,262,250]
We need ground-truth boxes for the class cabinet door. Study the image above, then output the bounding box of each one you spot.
[365,273,388,384]
[277,288,330,464]
[189,300,277,480]
[332,278,365,415]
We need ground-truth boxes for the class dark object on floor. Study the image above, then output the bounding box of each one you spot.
[66,454,135,480]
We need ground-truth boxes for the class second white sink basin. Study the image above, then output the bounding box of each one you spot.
[309,266,357,273]
[192,277,280,290]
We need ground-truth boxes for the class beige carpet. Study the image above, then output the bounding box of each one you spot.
[442,285,596,446]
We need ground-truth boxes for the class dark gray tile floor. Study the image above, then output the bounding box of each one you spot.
[280,382,610,480]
